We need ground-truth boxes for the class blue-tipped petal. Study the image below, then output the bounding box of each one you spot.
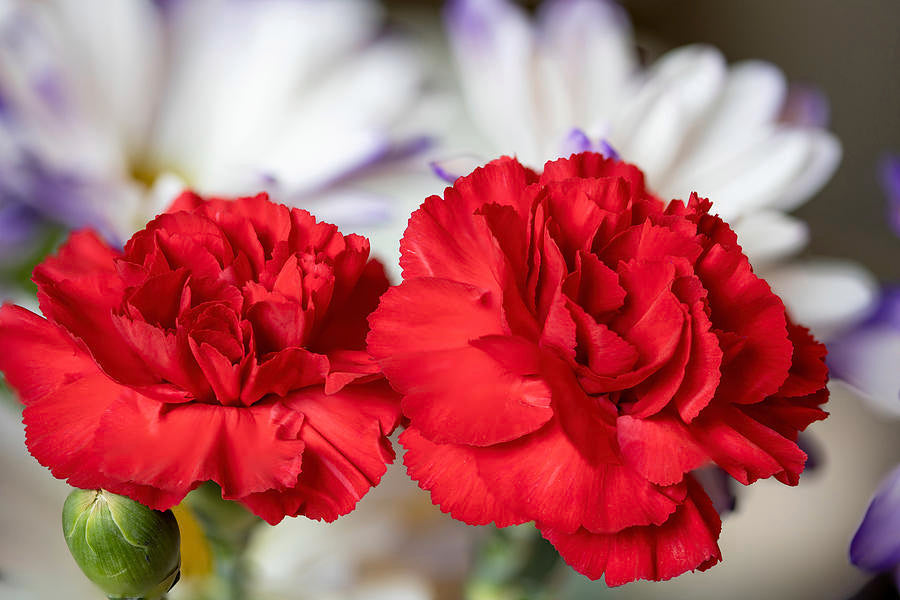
[829,287,900,418]
[429,155,485,184]
[851,464,900,573]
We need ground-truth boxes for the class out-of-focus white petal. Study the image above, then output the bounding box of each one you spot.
[0,0,125,176]
[150,0,376,176]
[761,259,878,341]
[46,0,164,157]
[0,402,96,599]
[660,60,787,189]
[247,462,471,600]
[611,45,727,181]
[245,39,423,194]
[770,129,842,213]
[681,128,821,221]
[444,0,542,163]
[733,211,810,265]
[537,0,635,134]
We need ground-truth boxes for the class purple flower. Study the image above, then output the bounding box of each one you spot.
[850,465,900,589]
[828,289,900,419]
[880,155,900,237]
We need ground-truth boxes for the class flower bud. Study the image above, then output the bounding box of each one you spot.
[62,489,181,600]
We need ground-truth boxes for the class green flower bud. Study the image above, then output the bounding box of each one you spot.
[62,489,181,600]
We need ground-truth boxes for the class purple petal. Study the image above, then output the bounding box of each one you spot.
[430,155,485,184]
[879,155,900,238]
[850,464,900,573]
[779,83,831,128]
[559,129,620,160]
[445,0,509,46]
[0,201,43,266]
[597,139,620,160]
[560,128,593,155]
[828,286,900,417]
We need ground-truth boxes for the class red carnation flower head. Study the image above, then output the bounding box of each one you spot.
[367,153,829,585]
[0,192,400,525]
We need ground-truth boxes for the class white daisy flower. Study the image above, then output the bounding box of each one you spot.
[0,0,426,248]
[437,0,876,339]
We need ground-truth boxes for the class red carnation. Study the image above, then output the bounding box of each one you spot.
[367,153,829,585]
[0,192,400,525]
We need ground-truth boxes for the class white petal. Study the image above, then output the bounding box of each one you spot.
[149,0,385,181]
[770,129,841,213]
[445,0,543,163]
[243,38,424,193]
[0,403,96,598]
[610,45,727,184]
[0,1,125,176]
[536,0,636,142]
[733,210,810,265]
[661,60,787,185]
[761,259,878,341]
[675,128,821,221]
[46,0,164,157]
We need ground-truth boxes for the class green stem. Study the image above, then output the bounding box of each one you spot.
[184,483,262,600]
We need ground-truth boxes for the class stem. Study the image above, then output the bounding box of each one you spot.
[183,483,262,600]
[466,523,562,600]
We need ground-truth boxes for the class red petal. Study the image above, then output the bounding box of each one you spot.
[568,301,638,377]
[313,259,389,353]
[0,306,120,487]
[240,347,330,405]
[600,221,702,270]
[400,428,527,527]
[112,313,210,400]
[475,418,674,533]
[617,412,708,485]
[240,381,400,524]
[697,235,792,405]
[323,350,381,395]
[189,339,242,405]
[776,323,829,398]
[245,297,309,354]
[689,403,808,485]
[94,395,307,508]
[368,277,505,359]
[626,312,690,418]
[34,233,156,385]
[542,179,608,261]
[740,389,829,444]
[539,153,655,205]
[399,342,553,446]
[672,301,723,422]
[609,260,685,381]
[400,157,534,288]
[540,477,721,585]
[567,252,626,316]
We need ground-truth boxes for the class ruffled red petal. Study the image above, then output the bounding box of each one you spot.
[400,428,527,527]
[239,381,400,524]
[94,395,306,509]
[540,477,721,585]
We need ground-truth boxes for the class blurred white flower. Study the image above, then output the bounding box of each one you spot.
[439,0,875,338]
[0,398,97,599]
[0,0,426,246]
[246,456,475,600]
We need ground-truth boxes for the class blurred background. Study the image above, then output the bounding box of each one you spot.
[1,1,899,599]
